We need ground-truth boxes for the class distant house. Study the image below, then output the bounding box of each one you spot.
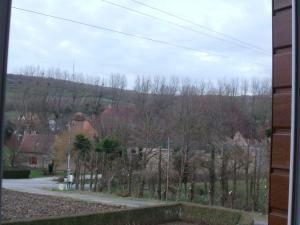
[101,106,136,120]
[233,132,248,148]
[17,112,39,122]
[17,112,40,134]
[48,119,58,132]
[16,134,55,169]
[53,113,99,171]
[144,148,173,171]
[70,112,99,138]
[127,147,174,173]
[100,106,136,135]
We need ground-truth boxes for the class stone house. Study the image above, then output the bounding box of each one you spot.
[16,134,55,169]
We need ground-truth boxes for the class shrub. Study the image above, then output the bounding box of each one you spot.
[3,146,12,168]
[181,203,253,225]
[48,163,54,175]
[3,169,31,179]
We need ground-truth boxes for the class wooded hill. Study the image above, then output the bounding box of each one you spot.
[4,72,272,212]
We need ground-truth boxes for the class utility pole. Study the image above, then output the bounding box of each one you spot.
[66,61,75,187]
[166,137,170,201]
[290,1,300,224]
[0,0,12,222]
[67,123,72,189]
[72,61,75,81]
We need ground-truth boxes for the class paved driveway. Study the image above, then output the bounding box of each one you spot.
[3,177,161,208]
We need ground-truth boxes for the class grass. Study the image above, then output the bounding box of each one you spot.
[4,111,18,120]
[56,178,268,214]
[30,169,45,178]
[252,212,268,222]
[53,188,167,204]
[52,188,267,223]
[30,169,66,178]
[171,179,268,213]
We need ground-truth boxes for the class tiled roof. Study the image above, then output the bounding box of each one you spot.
[101,106,136,120]
[72,112,86,121]
[71,113,98,137]
[19,134,55,154]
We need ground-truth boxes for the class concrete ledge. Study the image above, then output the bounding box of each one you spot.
[3,203,253,225]
[181,203,253,225]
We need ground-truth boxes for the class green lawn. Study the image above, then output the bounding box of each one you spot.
[30,169,66,178]
[4,111,18,121]
[30,169,45,178]
[89,179,268,214]
[53,188,267,223]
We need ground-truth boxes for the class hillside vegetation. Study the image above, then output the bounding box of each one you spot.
[4,70,271,213]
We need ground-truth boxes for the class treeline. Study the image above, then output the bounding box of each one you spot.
[5,66,271,213]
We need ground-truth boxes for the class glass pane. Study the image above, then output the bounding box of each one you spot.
[3,1,271,224]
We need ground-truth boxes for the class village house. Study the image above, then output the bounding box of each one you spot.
[54,112,99,171]
[99,106,136,136]
[71,112,98,138]
[15,134,55,169]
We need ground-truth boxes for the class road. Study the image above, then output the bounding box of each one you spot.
[3,177,267,225]
[2,177,162,208]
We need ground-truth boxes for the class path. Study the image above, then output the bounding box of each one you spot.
[3,177,162,208]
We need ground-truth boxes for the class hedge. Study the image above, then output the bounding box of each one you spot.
[181,203,253,225]
[3,169,31,179]
[2,203,253,225]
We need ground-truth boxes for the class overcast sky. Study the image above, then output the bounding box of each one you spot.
[8,0,272,86]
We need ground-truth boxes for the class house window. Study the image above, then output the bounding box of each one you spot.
[29,156,37,165]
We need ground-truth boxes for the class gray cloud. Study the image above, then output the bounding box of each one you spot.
[8,0,272,87]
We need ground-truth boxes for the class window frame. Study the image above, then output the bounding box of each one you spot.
[289,1,300,225]
[0,0,12,223]
[0,1,298,225]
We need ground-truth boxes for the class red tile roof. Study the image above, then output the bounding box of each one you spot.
[72,112,86,121]
[101,106,136,120]
[19,134,55,154]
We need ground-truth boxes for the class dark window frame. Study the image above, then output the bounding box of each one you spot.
[29,156,38,165]
[0,0,12,223]
[289,1,300,225]
[0,1,299,225]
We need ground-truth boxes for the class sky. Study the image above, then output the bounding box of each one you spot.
[7,0,272,86]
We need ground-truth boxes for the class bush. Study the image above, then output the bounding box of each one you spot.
[3,169,31,179]
[30,169,46,178]
[3,146,12,168]
[48,163,54,175]
[181,203,253,225]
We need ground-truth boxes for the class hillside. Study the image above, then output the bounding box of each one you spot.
[5,74,135,120]
[4,74,271,136]
[6,74,134,102]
